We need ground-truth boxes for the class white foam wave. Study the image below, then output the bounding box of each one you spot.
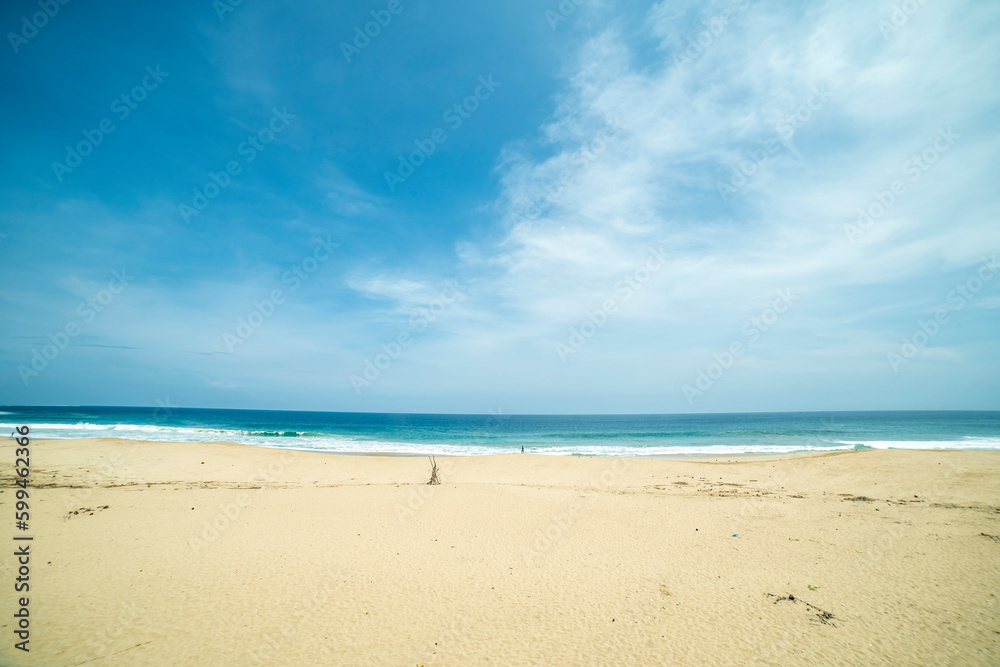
[6,420,999,456]
[0,422,303,438]
[832,437,1000,450]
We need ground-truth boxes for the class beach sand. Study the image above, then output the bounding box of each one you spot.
[1,438,999,665]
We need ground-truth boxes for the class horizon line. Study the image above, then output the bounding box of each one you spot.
[3,405,998,418]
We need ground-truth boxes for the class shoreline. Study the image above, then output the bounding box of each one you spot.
[2,438,998,665]
[20,435,992,460]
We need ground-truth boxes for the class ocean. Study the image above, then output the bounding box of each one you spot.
[2,406,999,457]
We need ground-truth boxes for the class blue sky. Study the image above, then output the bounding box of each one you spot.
[1,0,998,414]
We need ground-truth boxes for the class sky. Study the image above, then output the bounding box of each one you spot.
[0,0,998,414]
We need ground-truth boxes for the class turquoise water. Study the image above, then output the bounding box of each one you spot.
[2,406,998,456]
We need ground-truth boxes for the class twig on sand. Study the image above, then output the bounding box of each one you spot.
[765,593,837,626]
[427,456,440,485]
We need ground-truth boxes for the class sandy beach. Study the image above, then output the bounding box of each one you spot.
[1,438,998,666]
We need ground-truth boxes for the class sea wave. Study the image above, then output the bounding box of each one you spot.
[0,422,309,438]
[0,421,383,451]
[831,437,1000,450]
[6,420,999,456]
[1,421,865,456]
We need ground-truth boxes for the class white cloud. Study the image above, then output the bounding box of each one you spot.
[335,0,1000,410]
[452,0,1000,332]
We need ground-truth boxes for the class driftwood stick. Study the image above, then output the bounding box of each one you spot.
[427,455,440,485]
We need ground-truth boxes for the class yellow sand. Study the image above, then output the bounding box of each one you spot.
[1,438,999,665]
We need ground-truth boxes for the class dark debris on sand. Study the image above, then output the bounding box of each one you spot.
[66,505,110,518]
[765,593,838,626]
